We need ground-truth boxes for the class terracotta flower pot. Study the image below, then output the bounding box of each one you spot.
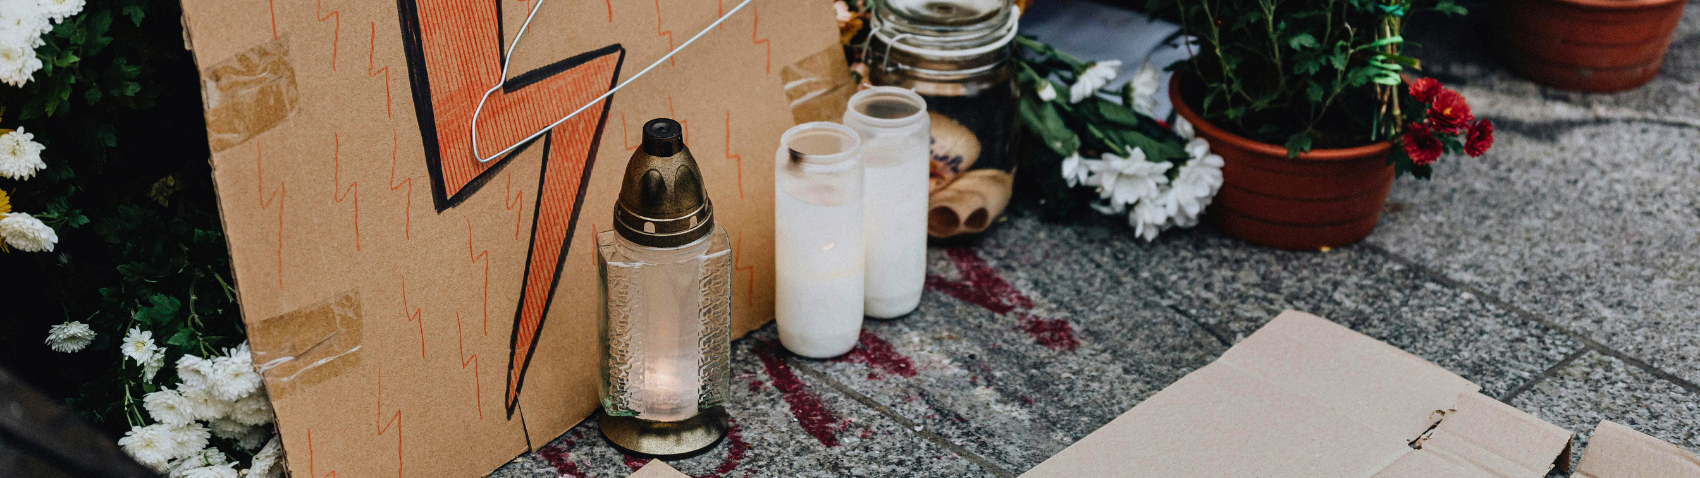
[1497,0,1687,92]
[1168,74,1394,251]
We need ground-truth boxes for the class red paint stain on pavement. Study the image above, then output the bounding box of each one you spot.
[925,248,1033,314]
[926,247,1079,352]
[1020,314,1079,351]
[831,330,917,379]
[622,455,648,471]
[700,419,750,477]
[538,443,588,478]
[753,339,843,447]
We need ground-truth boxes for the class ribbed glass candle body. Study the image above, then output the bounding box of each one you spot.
[774,122,866,358]
[843,87,930,319]
[597,227,733,422]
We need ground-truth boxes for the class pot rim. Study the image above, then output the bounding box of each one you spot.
[1168,74,1391,163]
[1518,0,1687,11]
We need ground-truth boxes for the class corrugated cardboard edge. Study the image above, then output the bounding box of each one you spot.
[1018,310,1575,478]
[626,459,689,478]
[1379,391,1573,477]
[1575,421,1700,478]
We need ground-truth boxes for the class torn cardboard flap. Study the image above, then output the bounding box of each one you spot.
[1020,310,1573,478]
[1575,421,1700,478]
[626,460,689,478]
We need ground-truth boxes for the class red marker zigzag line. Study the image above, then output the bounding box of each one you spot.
[368,22,393,119]
[330,133,361,251]
[399,277,427,358]
[376,367,404,478]
[387,129,412,240]
[317,0,340,70]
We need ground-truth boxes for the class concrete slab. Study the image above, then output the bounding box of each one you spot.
[1509,351,1700,472]
[488,335,987,478]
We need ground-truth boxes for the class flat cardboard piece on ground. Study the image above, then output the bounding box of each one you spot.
[627,460,689,478]
[1575,421,1700,478]
[1019,310,1573,478]
[176,1,844,476]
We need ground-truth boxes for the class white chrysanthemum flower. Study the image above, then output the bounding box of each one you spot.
[143,388,196,426]
[1164,153,1225,227]
[1084,148,1170,210]
[0,212,56,252]
[120,327,157,364]
[1173,116,1196,141]
[176,354,212,392]
[1059,152,1094,187]
[143,347,167,382]
[1184,137,1210,160]
[0,42,43,87]
[118,424,177,471]
[208,418,247,440]
[167,447,230,478]
[230,393,274,426]
[1129,196,1169,241]
[234,425,270,450]
[1036,81,1057,102]
[248,436,283,478]
[0,1,51,47]
[45,320,95,352]
[180,464,239,478]
[36,0,84,23]
[1127,59,1162,117]
[1069,60,1121,104]
[208,356,262,401]
[227,342,253,366]
[182,386,234,421]
[168,423,211,459]
[0,127,45,180]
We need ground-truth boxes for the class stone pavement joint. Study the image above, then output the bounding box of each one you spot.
[1360,242,1700,399]
[785,355,1017,478]
[1501,348,1591,404]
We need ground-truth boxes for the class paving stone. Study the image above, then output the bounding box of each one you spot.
[791,223,1228,474]
[488,333,985,478]
[990,212,1589,399]
[1370,114,1700,384]
[1509,351,1700,473]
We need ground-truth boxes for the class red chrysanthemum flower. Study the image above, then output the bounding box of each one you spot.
[1407,77,1442,103]
[1464,119,1494,157]
[1427,89,1473,134]
[1403,122,1443,166]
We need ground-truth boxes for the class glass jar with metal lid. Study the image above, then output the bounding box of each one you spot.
[865,0,1020,237]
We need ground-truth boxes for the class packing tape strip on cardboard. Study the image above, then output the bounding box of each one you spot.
[200,38,299,152]
[249,290,363,402]
[780,45,856,124]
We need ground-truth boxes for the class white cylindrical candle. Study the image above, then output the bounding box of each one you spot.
[843,87,930,319]
[774,122,865,358]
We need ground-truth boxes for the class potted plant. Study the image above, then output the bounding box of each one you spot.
[1148,0,1495,250]
[1497,0,1688,92]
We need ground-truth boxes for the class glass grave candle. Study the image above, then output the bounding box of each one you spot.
[774,122,866,358]
[597,118,733,455]
[842,87,930,318]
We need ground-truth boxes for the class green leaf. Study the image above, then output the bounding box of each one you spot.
[134,295,182,326]
[1283,133,1313,159]
[1434,1,1468,16]
[167,328,196,348]
[85,88,102,105]
[1288,33,1319,51]
[1356,36,1405,51]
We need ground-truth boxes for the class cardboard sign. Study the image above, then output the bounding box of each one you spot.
[1574,421,1700,478]
[178,0,845,476]
[1020,311,1574,478]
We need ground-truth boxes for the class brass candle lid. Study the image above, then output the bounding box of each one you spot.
[614,118,715,248]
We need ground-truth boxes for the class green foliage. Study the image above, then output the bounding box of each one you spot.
[1144,0,1467,152]
[0,0,240,437]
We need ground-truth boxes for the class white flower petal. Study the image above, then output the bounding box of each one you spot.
[45,321,95,352]
[0,212,56,252]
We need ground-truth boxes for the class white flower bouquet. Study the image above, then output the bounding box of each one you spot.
[1016,37,1224,241]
